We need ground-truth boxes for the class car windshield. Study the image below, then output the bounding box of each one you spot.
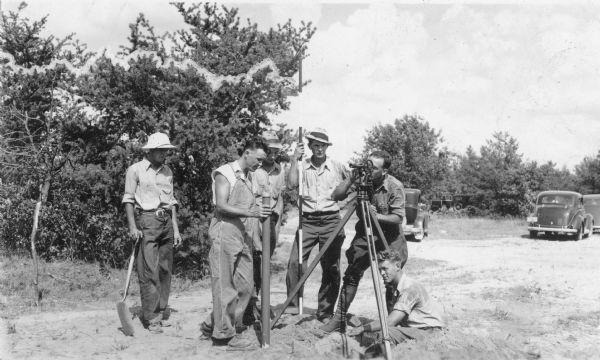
[538,194,576,206]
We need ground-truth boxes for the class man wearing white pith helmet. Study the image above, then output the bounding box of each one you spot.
[122,132,182,334]
[286,128,350,322]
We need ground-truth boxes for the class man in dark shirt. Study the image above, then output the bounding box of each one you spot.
[321,150,408,332]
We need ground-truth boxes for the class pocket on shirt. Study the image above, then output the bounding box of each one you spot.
[156,176,173,195]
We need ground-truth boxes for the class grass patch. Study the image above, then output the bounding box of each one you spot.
[0,254,206,317]
[427,216,526,240]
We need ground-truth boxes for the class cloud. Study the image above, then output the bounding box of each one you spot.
[4,1,600,168]
[279,4,600,169]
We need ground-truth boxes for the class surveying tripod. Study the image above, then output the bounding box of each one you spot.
[270,182,394,360]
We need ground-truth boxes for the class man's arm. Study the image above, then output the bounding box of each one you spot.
[372,179,405,225]
[287,143,304,189]
[125,203,143,241]
[348,309,406,335]
[123,166,143,241]
[373,209,402,225]
[171,205,182,246]
[215,174,269,218]
[332,177,353,201]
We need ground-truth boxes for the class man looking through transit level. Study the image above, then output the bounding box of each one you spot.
[321,150,409,333]
[200,138,271,350]
[285,128,350,322]
[122,132,183,334]
[347,250,444,356]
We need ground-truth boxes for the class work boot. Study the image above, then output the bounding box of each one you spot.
[226,333,257,351]
[145,316,163,334]
[319,283,358,333]
[319,313,342,333]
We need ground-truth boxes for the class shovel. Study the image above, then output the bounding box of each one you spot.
[117,242,137,336]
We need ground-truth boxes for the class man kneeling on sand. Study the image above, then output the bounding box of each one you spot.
[347,250,445,355]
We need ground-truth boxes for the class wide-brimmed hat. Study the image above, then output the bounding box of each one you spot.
[263,130,283,150]
[305,128,332,145]
[142,132,176,150]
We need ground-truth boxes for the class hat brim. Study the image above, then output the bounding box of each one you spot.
[267,143,283,150]
[142,144,176,150]
[305,134,332,145]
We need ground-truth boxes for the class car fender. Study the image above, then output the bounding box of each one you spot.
[414,212,429,228]
[584,213,593,230]
[569,213,584,229]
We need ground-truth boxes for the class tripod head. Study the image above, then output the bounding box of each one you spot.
[349,160,374,201]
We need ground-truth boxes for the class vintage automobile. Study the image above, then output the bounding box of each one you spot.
[527,191,593,240]
[583,194,600,232]
[403,188,430,242]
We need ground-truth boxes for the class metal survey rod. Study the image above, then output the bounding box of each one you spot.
[297,127,304,315]
[261,191,271,348]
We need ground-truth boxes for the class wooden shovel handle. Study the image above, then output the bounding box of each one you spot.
[121,242,137,302]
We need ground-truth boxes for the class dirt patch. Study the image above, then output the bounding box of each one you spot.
[2,217,600,359]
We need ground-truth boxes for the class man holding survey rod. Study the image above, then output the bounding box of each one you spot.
[285,128,351,322]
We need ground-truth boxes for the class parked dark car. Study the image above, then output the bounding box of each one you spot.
[527,191,593,240]
[583,194,600,232]
[403,188,430,242]
[429,193,453,212]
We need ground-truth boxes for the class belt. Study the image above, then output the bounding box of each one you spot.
[302,210,339,217]
[137,208,172,217]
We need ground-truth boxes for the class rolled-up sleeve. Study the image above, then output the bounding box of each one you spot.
[388,182,406,219]
[122,165,138,205]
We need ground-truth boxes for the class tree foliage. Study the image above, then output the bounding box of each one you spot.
[0,3,313,277]
[359,115,451,195]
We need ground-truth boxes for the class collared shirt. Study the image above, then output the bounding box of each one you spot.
[252,162,286,215]
[122,158,177,211]
[355,174,405,237]
[299,157,349,213]
[386,273,445,329]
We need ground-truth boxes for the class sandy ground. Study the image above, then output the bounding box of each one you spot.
[2,213,600,360]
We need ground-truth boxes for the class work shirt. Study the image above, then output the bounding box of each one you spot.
[122,158,177,211]
[252,162,286,216]
[355,174,405,238]
[386,273,445,329]
[298,157,349,213]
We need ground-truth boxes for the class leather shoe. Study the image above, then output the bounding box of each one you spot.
[226,334,257,351]
[319,313,342,333]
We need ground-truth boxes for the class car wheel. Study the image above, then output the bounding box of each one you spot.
[529,230,537,239]
[576,226,583,241]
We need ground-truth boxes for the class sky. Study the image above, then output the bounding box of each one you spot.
[3,0,600,169]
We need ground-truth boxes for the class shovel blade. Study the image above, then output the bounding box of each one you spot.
[117,301,135,336]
